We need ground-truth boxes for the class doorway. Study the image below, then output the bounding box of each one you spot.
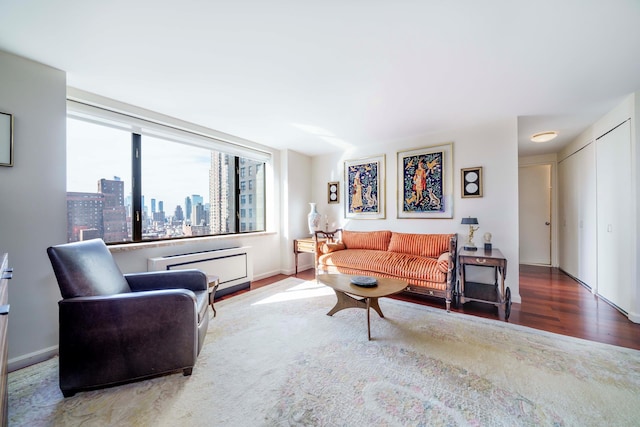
[519,164,552,265]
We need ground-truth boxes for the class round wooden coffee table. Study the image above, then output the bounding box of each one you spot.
[317,274,408,340]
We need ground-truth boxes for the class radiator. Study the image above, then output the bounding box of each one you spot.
[147,246,252,295]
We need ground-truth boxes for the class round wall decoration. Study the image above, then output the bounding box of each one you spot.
[461,167,483,198]
[328,181,339,204]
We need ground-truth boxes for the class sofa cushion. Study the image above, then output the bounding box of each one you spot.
[341,230,391,251]
[388,232,452,258]
[319,249,447,284]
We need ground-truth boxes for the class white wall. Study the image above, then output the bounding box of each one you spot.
[280,150,314,274]
[310,118,521,302]
[0,51,67,369]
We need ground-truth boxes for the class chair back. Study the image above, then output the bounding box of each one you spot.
[47,239,131,298]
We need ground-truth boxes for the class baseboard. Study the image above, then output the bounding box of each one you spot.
[253,269,284,281]
[8,345,58,373]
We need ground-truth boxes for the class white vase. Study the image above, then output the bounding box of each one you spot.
[307,203,321,235]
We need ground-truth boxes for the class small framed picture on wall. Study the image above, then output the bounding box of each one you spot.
[461,167,483,198]
[327,181,339,204]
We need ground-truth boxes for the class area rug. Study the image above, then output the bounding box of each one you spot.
[8,278,640,426]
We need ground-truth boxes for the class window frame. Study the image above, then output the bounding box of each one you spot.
[66,97,271,244]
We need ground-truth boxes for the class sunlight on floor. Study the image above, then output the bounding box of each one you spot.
[252,280,334,305]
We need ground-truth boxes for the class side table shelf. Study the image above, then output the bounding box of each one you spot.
[293,237,325,276]
[458,248,511,320]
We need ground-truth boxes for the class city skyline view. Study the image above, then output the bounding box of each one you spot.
[66,117,265,242]
[67,118,211,212]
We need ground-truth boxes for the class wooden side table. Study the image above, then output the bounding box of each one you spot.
[207,275,219,317]
[458,248,511,320]
[293,237,324,275]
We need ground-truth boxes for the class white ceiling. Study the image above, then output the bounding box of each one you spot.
[1,1,640,157]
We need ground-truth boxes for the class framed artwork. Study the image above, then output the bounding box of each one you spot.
[0,112,13,167]
[397,143,453,218]
[461,167,483,198]
[327,181,340,204]
[344,154,385,219]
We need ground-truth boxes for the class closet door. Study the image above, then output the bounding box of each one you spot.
[575,144,597,288]
[558,154,579,277]
[596,120,632,312]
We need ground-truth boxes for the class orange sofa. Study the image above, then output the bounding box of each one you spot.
[315,230,458,311]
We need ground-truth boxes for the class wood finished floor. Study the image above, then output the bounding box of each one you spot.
[219,264,640,351]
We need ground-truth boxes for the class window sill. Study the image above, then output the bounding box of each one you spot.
[108,231,277,253]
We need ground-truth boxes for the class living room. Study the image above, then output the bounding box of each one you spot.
[1,1,640,424]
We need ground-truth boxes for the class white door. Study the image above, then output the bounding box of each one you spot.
[596,120,631,311]
[519,164,551,265]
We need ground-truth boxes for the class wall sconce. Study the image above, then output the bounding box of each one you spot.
[461,217,479,251]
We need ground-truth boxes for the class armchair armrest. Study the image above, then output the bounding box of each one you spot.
[125,269,208,293]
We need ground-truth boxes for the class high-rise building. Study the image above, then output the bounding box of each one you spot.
[66,192,105,242]
[238,158,263,232]
[191,203,207,227]
[158,200,164,214]
[209,153,233,233]
[151,198,156,214]
[99,178,129,242]
[174,205,184,221]
[184,196,192,222]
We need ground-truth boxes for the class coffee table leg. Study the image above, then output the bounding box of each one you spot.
[366,298,371,340]
[327,290,366,315]
[368,297,384,318]
[328,291,386,340]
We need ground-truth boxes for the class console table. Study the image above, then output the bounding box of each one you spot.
[458,248,511,320]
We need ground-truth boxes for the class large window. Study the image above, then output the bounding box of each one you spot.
[66,111,267,244]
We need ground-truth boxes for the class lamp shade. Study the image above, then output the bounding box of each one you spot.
[461,217,478,225]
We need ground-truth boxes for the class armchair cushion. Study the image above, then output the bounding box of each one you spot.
[47,238,130,298]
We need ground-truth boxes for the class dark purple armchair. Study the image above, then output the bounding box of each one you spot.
[47,238,209,397]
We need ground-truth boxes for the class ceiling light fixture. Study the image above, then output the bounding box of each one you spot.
[530,131,558,143]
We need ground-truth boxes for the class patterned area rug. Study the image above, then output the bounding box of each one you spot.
[9,278,640,426]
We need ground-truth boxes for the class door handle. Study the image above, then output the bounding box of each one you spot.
[545,222,550,226]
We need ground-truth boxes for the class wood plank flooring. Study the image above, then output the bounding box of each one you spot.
[219,264,640,351]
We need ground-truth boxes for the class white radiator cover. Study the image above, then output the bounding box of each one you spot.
[147,246,253,291]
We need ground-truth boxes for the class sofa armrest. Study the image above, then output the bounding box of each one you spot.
[321,242,346,254]
[436,252,453,273]
[314,229,343,263]
[125,269,208,292]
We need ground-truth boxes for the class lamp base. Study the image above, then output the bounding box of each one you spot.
[463,246,478,251]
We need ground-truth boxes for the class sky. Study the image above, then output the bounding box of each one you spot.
[67,118,211,213]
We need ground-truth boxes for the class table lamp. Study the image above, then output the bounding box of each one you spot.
[461,217,479,251]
